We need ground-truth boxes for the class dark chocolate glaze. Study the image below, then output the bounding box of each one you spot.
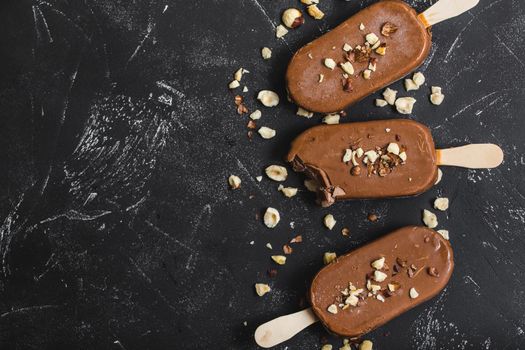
[286,119,438,206]
[310,226,454,338]
[286,0,431,114]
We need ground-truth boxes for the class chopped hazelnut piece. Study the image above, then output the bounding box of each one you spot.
[271,255,286,265]
[282,8,304,29]
[432,86,442,94]
[345,294,359,306]
[434,197,449,211]
[430,87,445,105]
[383,88,397,105]
[297,107,313,118]
[255,283,271,296]
[409,287,419,299]
[373,270,387,282]
[356,148,364,157]
[375,99,388,107]
[427,267,440,277]
[318,74,325,83]
[234,68,248,82]
[282,244,293,254]
[265,165,288,182]
[321,345,333,350]
[258,126,276,139]
[275,25,288,38]
[256,176,263,182]
[387,142,400,155]
[228,175,241,189]
[359,23,365,31]
[280,186,298,198]
[364,150,378,163]
[327,304,338,314]
[363,69,372,80]
[376,294,385,302]
[323,252,337,265]
[359,340,373,350]
[365,33,379,45]
[399,151,407,161]
[261,47,272,60]
[324,58,336,70]
[395,97,416,114]
[322,114,340,125]
[371,257,385,270]
[301,0,319,4]
[404,78,419,91]
[375,44,387,56]
[264,207,281,228]
[412,72,425,86]
[350,166,361,176]
[341,227,350,236]
[343,43,353,52]
[368,213,378,222]
[340,61,355,75]
[304,179,318,192]
[257,90,279,107]
[250,109,262,120]
[307,4,325,19]
[343,149,353,163]
[381,22,398,36]
[437,229,449,240]
[435,168,443,184]
[388,282,400,292]
[228,80,240,89]
[324,214,337,230]
[266,243,273,249]
[422,209,438,228]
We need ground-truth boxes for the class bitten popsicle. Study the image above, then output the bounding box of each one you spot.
[286,0,479,114]
[286,119,503,207]
[255,226,453,348]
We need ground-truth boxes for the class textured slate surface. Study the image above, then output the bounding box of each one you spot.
[0,0,524,349]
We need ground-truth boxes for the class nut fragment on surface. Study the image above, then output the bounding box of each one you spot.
[228,80,240,89]
[318,74,325,83]
[301,0,319,4]
[437,229,449,240]
[387,142,400,155]
[371,257,385,270]
[365,33,379,45]
[404,78,419,91]
[412,71,425,86]
[255,283,271,296]
[271,255,286,265]
[234,68,248,82]
[265,165,288,182]
[375,99,388,107]
[279,185,298,198]
[383,88,397,105]
[422,209,438,228]
[250,109,262,120]
[409,287,419,299]
[304,179,318,192]
[343,43,352,52]
[324,214,337,230]
[307,4,325,19]
[275,24,288,38]
[375,44,387,56]
[282,8,304,29]
[321,345,333,350]
[324,58,336,70]
[363,69,372,80]
[359,340,373,350]
[228,175,241,189]
[430,86,445,105]
[261,47,272,60]
[395,97,416,114]
[258,126,276,139]
[257,90,279,107]
[297,107,314,118]
[373,270,387,282]
[323,252,337,265]
[364,150,378,163]
[322,114,340,125]
[434,197,449,211]
[264,207,280,228]
[340,61,354,75]
[435,168,443,184]
[327,304,338,314]
[381,22,398,36]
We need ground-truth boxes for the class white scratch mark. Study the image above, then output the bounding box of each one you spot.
[1,304,60,319]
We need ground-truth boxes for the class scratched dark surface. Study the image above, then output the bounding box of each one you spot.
[0,0,524,349]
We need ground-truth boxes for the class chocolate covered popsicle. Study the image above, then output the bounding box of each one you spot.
[286,0,478,113]
[286,119,503,207]
[254,226,453,348]
[310,226,453,338]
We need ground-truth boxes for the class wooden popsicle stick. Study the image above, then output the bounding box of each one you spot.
[254,308,318,348]
[436,144,503,169]
[418,0,479,28]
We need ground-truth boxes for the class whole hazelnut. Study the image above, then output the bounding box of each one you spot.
[282,8,304,29]
[350,166,361,176]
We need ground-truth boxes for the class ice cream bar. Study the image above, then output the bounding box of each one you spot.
[254,226,454,348]
[286,0,478,114]
[310,226,453,338]
[286,119,503,207]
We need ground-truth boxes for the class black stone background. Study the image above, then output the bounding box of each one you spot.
[0,0,524,349]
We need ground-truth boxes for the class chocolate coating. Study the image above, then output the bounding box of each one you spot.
[310,226,454,338]
[286,119,438,206]
[286,0,431,114]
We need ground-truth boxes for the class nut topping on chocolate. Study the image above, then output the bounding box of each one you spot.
[371,257,385,270]
[327,304,338,314]
[427,267,440,277]
[409,287,419,299]
[381,22,398,36]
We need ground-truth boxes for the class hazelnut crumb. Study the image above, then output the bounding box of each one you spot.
[409,287,419,299]
[323,252,337,265]
[324,58,336,70]
[275,25,288,38]
[228,175,241,189]
[324,214,337,230]
[327,304,338,314]
[258,126,276,139]
[341,227,350,236]
[307,4,325,19]
[271,255,286,265]
[434,197,449,211]
[261,47,272,60]
[265,165,288,182]
[367,213,378,222]
[359,340,373,350]
[264,207,280,228]
[255,283,271,296]
[422,209,438,228]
